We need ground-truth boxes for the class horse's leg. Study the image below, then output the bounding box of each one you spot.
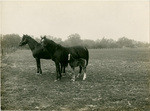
[83,67,87,80]
[38,59,42,74]
[77,66,82,78]
[55,61,61,81]
[61,64,63,73]
[61,65,66,77]
[63,66,66,73]
[71,67,75,81]
[60,64,64,77]
[36,58,42,74]
[60,63,66,77]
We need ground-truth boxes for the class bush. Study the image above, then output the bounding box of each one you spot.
[1,34,22,55]
[1,33,149,56]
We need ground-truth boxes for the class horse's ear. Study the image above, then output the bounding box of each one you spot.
[43,35,46,39]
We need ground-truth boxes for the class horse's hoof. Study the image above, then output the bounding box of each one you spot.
[62,75,66,77]
[54,78,61,82]
[76,74,80,78]
[36,73,42,75]
[83,78,86,81]
[62,73,66,77]
[71,79,75,82]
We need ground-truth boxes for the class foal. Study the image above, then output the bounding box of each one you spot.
[68,54,87,81]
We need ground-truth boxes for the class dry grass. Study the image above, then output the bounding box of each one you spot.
[1,48,150,110]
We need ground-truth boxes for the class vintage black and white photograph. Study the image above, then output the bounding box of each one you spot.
[1,0,150,110]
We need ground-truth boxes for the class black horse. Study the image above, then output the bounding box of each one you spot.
[67,46,89,74]
[19,34,66,75]
[41,36,89,81]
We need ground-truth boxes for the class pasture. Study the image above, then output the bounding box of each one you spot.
[1,48,150,110]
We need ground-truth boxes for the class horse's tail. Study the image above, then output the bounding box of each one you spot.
[85,47,89,66]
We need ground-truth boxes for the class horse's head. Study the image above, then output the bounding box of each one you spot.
[40,35,48,47]
[19,34,29,46]
[40,36,58,53]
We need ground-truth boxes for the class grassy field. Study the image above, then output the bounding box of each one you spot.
[1,48,150,110]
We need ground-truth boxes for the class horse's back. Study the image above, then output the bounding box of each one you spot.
[67,46,89,66]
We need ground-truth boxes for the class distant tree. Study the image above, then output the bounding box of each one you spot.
[82,39,96,48]
[46,35,63,44]
[64,33,83,46]
[117,37,134,48]
[99,37,109,48]
[2,34,21,48]
[94,37,117,48]
[135,41,150,48]
[1,33,150,55]
[1,34,22,55]
[107,39,118,48]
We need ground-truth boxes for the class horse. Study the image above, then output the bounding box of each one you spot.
[19,34,66,75]
[66,46,89,77]
[41,36,89,81]
[68,53,87,81]
[40,36,68,80]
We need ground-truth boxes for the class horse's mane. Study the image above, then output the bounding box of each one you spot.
[45,38,57,45]
[24,34,32,38]
[43,38,68,57]
[44,38,64,49]
[24,34,40,45]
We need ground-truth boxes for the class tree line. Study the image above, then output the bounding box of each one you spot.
[1,33,149,55]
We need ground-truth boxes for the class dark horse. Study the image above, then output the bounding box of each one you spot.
[41,36,89,81]
[19,34,66,74]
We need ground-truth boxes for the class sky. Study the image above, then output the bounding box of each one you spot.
[1,1,149,42]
